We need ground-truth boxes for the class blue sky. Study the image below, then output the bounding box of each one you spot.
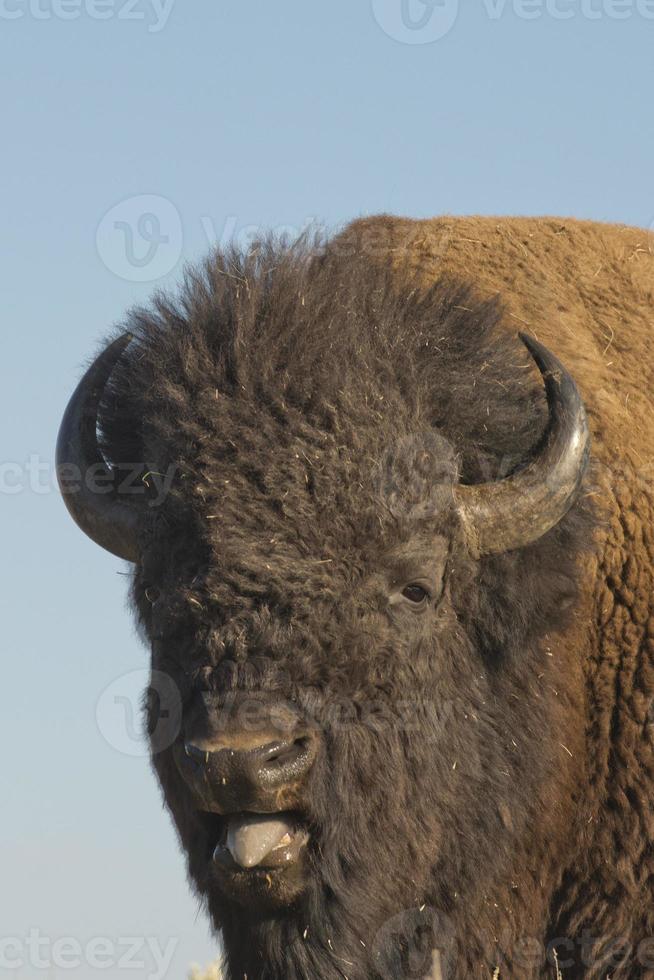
[1,2,653,977]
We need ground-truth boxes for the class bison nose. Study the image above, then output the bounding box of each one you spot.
[178,731,319,813]
[184,735,315,788]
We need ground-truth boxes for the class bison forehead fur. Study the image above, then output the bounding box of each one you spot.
[64,216,654,979]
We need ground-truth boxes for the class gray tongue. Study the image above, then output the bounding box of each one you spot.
[226,814,294,869]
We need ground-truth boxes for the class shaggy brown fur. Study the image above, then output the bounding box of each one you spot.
[97,216,654,979]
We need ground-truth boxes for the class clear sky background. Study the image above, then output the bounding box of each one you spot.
[1,2,653,977]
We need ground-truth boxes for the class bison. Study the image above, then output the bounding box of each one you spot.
[56,215,654,979]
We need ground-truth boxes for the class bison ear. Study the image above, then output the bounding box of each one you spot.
[56,335,143,562]
[454,334,590,557]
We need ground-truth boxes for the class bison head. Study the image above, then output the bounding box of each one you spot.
[56,238,592,979]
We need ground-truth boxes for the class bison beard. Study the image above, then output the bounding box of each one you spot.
[58,220,638,979]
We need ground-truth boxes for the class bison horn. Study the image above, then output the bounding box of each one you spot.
[56,334,141,562]
[454,333,590,557]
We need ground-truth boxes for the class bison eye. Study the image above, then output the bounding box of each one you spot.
[401,584,430,604]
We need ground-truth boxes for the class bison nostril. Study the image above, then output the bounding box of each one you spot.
[256,735,316,787]
[263,737,310,771]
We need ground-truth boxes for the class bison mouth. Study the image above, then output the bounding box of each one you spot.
[212,811,309,870]
[201,810,311,906]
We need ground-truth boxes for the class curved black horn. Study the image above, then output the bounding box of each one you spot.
[454,333,590,557]
[56,335,141,562]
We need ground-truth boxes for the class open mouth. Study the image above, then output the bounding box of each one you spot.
[202,811,310,874]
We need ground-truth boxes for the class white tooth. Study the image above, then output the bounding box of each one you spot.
[226,814,294,869]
